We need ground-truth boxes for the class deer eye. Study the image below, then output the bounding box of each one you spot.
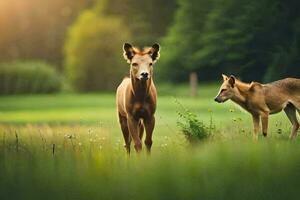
[221,89,227,93]
[149,63,153,66]
[132,63,138,67]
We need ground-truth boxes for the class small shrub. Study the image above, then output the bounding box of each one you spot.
[64,9,130,91]
[0,61,62,94]
[176,100,212,143]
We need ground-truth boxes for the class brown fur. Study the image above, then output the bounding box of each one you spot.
[215,74,300,139]
[116,43,160,153]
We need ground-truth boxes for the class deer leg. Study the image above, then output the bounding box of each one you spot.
[144,116,155,153]
[292,101,300,116]
[127,116,142,152]
[260,112,269,137]
[139,120,144,140]
[252,114,260,140]
[284,103,299,139]
[118,113,131,154]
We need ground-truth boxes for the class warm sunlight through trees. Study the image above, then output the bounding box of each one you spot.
[0,0,92,68]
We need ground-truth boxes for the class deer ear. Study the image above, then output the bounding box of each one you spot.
[228,75,236,87]
[222,74,228,81]
[123,43,135,63]
[150,43,160,63]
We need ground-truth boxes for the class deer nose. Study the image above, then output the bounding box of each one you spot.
[141,72,149,79]
[214,97,218,102]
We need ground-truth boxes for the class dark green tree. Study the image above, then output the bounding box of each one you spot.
[64,9,130,91]
[101,0,177,45]
[158,0,214,82]
[264,0,300,82]
[160,0,300,83]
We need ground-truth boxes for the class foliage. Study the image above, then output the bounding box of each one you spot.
[0,0,92,67]
[63,0,177,91]
[161,0,300,83]
[158,0,214,82]
[0,61,62,94]
[263,13,300,82]
[0,0,177,72]
[1,0,300,85]
[64,9,130,91]
[100,0,177,45]
[176,99,212,143]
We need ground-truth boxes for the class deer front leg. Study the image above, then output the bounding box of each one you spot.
[144,116,155,153]
[261,112,269,137]
[252,114,260,140]
[118,113,131,154]
[127,116,142,152]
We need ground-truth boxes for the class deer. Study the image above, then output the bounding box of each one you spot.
[116,43,160,153]
[215,74,300,139]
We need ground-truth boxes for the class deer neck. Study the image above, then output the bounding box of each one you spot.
[230,81,250,108]
[130,74,151,101]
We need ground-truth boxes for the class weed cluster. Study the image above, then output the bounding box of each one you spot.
[176,100,213,143]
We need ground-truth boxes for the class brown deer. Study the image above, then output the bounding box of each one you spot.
[116,43,160,153]
[215,74,300,139]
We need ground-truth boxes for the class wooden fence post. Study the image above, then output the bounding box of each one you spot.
[190,72,198,97]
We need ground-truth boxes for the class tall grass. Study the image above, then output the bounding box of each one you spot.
[1,125,300,200]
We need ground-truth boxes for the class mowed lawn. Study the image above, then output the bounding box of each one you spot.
[1,84,300,200]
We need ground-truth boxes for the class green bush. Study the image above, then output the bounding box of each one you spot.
[176,100,212,143]
[64,9,131,91]
[0,61,62,94]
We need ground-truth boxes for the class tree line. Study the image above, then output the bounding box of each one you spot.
[0,0,299,91]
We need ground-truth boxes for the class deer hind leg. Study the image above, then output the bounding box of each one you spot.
[118,113,131,153]
[139,120,144,140]
[293,101,300,115]
[293,101,300,132]
[284,103,299,139]
[144,116,155,153]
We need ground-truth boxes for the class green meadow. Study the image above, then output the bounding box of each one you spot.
[0,84,299,200]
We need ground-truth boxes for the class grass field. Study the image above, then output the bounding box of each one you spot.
[1,84,300,200]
